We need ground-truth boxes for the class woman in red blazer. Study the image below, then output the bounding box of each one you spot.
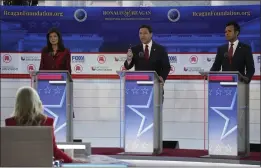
[5,86,79,163]
[39,27,71,74]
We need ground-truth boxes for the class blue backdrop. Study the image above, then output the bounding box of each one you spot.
[0,6,260,53]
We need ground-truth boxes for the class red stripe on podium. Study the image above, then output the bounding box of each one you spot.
[209,76,233,81]
[38,75,63,80]
[125,75,150,80]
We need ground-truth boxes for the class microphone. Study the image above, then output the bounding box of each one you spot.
[139,52,144,58]
[224,52,228,58]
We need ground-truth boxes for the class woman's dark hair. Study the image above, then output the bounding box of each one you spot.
[46,27,65,52]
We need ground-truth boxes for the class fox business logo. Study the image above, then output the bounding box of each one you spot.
[72,56,85,63]
[168,56,177,63]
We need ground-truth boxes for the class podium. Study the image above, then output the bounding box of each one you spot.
[31,70,73,142]
[117,71,163,154]
[200,71,250,158]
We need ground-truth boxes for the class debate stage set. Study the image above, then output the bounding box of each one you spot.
[0,5,260,168]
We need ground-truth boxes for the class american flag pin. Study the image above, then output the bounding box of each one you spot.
[154,49,156,51]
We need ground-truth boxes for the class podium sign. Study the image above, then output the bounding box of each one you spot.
[31,71,73,142]
[118,71,162,154]
[203,71,250,158]
[208,73,239,156]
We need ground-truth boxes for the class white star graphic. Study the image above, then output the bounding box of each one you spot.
[38,88,42,94]
[210,90,237,140]
[44,86,51,94]
[127,90,153,137]
[43,89,66,134]
[53,86,62,95]
[208,89,212,96]
[224,89,232,96]
[225,144,232,153]
[131,87,139,94]
[141,87,149,94]
[216,88,222,96]
[125,88,129,94]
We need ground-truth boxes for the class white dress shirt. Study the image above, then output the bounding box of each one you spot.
[229,39,239,56]
[143,40,153,57]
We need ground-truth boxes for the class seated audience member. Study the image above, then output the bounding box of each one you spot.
[5,86,84,163]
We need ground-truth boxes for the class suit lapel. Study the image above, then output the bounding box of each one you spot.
[233,42,241,58]
[224,44,229,55]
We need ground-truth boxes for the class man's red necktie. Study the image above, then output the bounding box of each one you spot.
[228,43,234,64]
[144,45,149,60]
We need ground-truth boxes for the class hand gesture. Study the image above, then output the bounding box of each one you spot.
[127,49,133,61]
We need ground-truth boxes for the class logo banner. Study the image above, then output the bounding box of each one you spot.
[0,6,260,75]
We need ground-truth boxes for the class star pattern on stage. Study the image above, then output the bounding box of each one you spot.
[225,144,232,153]
[141,87,149,94]
[224,88,232,96]
[213,88,233,96]
[209,144,232,154]
[43,87,67,134]
[38,88,42,94]
[125,88,129,95]
[215,88,222,96]
[208,89,212,96]
[44,86,51,94]
[131,87,139,94]
[53,86,62,96]
[127,90,153,138]
[210,91,237,140]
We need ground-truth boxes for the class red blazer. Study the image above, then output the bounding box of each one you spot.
[39,47,72,74]
[5,117,73,163]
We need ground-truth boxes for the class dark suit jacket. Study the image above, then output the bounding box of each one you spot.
[210,42,255,83]
[5,117,73,163]
[39,47,72,74]
[124,42,171,81]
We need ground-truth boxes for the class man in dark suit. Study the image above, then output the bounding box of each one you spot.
[210,21,255,83]
[124,25,171,84]
[124,25,171,103]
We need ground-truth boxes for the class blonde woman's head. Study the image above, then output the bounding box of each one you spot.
[13,86,46,125]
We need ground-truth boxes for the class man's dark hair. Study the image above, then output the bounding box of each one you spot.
[139,25,152,33]
[226,21,240,36]
[46,27,65,52]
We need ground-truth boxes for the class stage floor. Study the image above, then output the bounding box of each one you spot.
[64,160,259,168]
[91,148,260,166]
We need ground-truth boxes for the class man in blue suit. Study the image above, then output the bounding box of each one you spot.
[210,21,255,83]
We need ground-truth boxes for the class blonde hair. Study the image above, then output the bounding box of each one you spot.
[13,86,46,126]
